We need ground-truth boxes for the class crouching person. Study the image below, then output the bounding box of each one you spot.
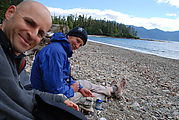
[30,27,127,113]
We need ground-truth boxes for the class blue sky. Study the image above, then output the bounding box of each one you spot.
[36,0,179,31]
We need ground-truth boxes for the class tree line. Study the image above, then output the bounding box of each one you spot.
[52,15,139,39]
[0,1,139,39]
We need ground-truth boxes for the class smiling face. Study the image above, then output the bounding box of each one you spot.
[68,36,84,50]
[2,1,52,55]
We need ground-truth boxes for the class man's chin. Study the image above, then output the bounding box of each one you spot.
[14,48,27,55]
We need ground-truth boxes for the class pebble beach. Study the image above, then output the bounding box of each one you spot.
[70,41,179,120]
[26,39,179,120]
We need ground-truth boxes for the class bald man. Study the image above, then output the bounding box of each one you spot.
[0,1,79,119]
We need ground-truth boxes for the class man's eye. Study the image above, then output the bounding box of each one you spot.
[77,39,81,43]
[76,39,83,46]
[25,19,32,25]
[38,31,45,38]
[24,18,35,27]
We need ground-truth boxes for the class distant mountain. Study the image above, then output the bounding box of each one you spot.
[130,26,179,42]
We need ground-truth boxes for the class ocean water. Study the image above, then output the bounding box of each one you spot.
[88,36,179,60]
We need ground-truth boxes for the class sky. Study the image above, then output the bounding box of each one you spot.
[36,0,179,32]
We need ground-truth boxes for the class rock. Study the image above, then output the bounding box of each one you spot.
[26,38,179,120]
[130,101,141,111]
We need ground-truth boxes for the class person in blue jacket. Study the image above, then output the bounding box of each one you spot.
[31,27,94,98]
[30,27,126,105]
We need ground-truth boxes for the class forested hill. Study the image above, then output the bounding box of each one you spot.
[0,0,23,23]
[52,15,139,39]
[1,0,138,39]
[1,0,138,40]
[131,26,179,42]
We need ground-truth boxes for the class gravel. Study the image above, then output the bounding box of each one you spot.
[70,41,179,120]
[26,40,179,120]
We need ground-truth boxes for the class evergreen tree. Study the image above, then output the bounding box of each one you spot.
[0,0,23,23]
[52,14,139,39]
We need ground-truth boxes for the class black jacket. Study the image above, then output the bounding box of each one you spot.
[0,30,67,120]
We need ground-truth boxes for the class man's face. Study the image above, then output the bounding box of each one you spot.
[68,36,84,50]
[3,4,51,55]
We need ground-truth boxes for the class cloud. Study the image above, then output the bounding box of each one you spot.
[48,7,179,31]
[166,13,177,16]
[128,17,179,31]
[155,0,179,7]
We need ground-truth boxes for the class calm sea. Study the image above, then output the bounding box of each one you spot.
[88,36,179,60]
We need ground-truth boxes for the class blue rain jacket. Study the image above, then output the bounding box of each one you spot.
[30,32,83,98]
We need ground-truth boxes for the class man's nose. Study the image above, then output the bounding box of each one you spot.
[32,28,39,37]
[28,29,41,42]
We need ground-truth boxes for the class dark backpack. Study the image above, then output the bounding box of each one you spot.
[33,95,87,120]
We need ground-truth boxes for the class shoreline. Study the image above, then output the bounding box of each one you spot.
[89,34,177,43]
[87,39,179,61]
[26,39,179,120]
[70,41,179,119]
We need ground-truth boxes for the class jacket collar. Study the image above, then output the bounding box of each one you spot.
[50,32,73,57]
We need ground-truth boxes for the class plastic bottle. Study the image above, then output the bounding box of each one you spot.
[99,117,107,120]
[95,98,103,110]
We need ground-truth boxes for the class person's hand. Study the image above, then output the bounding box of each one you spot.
[79,88,94,97]
[71,83,79,92]
[64,99,79,111]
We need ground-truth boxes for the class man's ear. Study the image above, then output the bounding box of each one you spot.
[5,5,16,20]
